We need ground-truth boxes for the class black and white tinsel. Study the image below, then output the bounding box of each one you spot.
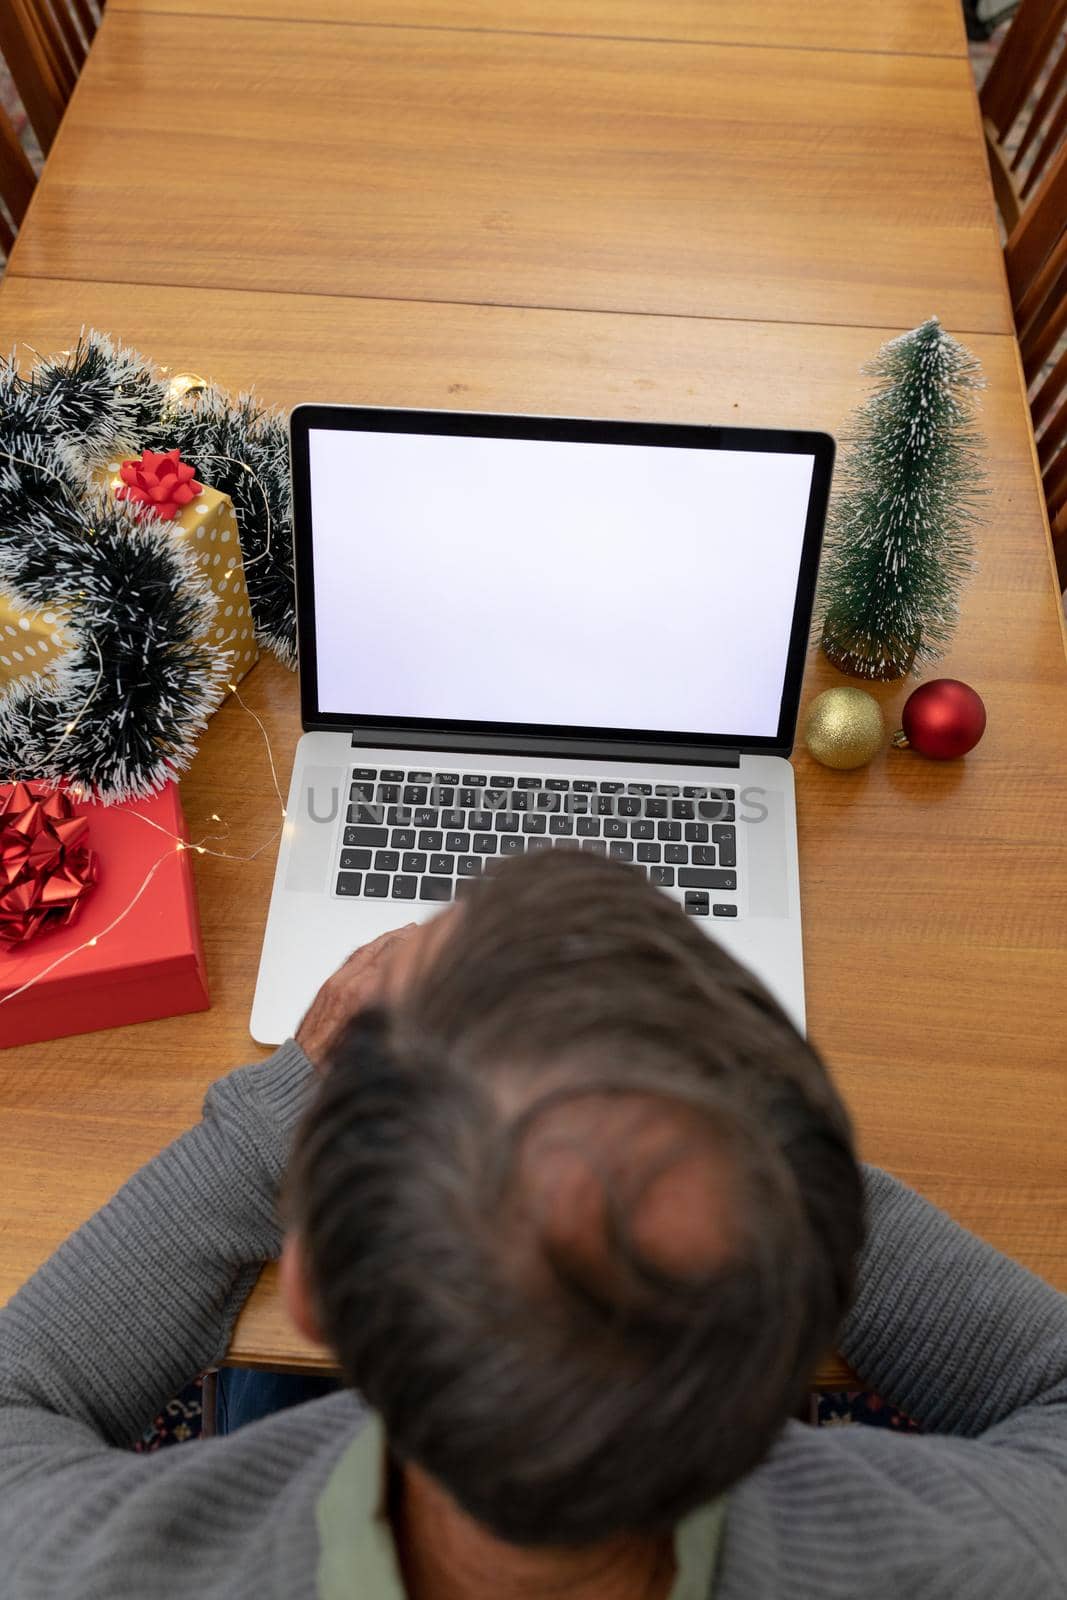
[0,334,295,801]
[157,390,296,668]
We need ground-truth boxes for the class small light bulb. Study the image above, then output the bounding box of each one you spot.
[64,722,75,734]
[210,813,221,822]
[176,841,186,851]
[196,846,207,855]
[88,937,98,947]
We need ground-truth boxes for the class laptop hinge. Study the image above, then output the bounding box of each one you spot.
[346,729,742,768]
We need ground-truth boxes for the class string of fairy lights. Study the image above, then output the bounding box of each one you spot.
[0,432,290,1014]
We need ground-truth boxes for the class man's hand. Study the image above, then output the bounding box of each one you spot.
[295,924,420,1073]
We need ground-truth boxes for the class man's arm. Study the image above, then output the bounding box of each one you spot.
[0,926,417,1453]
[0,1039,315,1448]
[841,1167,1067,1443]
[724,1172,1067,1597]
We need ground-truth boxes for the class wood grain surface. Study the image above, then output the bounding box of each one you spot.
[1,278,1064,1390]
[108,0,968,60]
[8,10,1009,332]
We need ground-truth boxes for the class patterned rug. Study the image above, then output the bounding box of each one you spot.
[134,1375,919,1450]
[134,1376,207,1452]
[814,1390,921,1432]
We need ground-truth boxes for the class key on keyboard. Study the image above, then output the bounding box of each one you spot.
[332,768,740,911]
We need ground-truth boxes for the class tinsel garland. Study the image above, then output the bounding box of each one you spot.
[159,392,295,669]
[0,333,295,801]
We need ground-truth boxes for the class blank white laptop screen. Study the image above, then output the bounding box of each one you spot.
[308,428,816,739]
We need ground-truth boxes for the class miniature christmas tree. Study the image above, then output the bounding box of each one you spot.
[818,317,984,680]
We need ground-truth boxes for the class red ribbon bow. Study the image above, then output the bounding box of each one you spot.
[115,448,203,522]
[0,782,98,947]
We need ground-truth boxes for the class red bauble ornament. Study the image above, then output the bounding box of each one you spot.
[891,679,986,760]
[115,448,202,522]
[0,782,98,945]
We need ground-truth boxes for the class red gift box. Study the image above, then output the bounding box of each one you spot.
[0,782,209,1048]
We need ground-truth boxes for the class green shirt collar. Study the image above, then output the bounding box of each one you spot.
[670,1496,727,1600]
[318,1415,405,1600]
[318,1415,725,1600]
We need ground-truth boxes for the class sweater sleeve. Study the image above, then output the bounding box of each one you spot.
[840,1167,1067,1442]
[0,1039,317,1449]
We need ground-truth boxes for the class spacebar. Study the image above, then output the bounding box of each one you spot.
[677,869,736,890]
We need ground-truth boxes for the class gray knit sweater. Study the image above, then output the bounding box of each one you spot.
[1,1039,1065,1598]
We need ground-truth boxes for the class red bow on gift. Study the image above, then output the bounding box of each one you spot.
[0,782,98,947]
[115,448,203,522]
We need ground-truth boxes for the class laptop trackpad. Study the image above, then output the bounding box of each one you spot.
[285,764,345,892]
[747,788,789,919]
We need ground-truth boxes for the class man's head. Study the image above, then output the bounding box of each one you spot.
[286,852,864,1546]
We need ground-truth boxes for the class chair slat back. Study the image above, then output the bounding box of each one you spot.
[70,0,100,42]
[1006,141,1067,311]
[0,101,37,258]
[1021,237,1067,386]
[1051,498,1067,589]
[48,0,91,79]
[0,1,103,159]
[983,0,1066,135]
[1004,137,1067,591]
[1017,40,1067,195]
[981,0,1067,231]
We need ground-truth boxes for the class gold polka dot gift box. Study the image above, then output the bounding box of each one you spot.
[0,602,72,684]
[108,449,258,696]
[0,448,259,707]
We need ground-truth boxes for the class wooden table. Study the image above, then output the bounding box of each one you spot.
[2,0,1065,1388]
[17,11,1004,331]
[108,0,970,58]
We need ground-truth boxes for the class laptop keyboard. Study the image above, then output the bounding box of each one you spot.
[336,767,740,918]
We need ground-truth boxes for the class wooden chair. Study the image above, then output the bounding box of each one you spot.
[981,0,1067,234]
[984,4,1067,585]
[1006,143,1067,585]
[0,101,38,259]
[0,0,104,161]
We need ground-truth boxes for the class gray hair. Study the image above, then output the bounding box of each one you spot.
[289,852,864,1545]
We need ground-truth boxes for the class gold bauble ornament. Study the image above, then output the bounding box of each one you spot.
[803,687,884,770]
[166,372,210,404]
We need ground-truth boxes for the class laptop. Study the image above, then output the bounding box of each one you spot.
[250,407,834,1045]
